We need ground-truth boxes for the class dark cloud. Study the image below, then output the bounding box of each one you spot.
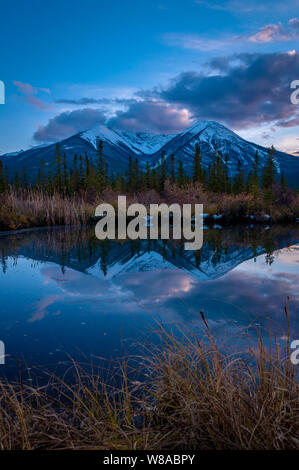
[108,100,192,134]
[33,108,106,142]
[33,51,299,141]
[159,52,299,128]
[276,115,299,127]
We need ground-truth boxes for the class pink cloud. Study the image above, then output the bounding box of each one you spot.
[249,18,299,43]
[13,80,51,110]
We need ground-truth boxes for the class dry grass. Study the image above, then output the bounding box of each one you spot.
[0,312,298,450]
[0,188,94,230]
[1,182,299,232]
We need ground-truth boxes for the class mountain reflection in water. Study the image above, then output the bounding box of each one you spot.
[0,225,298,377]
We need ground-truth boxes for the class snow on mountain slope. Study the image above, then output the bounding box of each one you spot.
[160,120,273,173]
[2,120,299,187]
[119,131,176,154]
[81,125,175,155]
[87,251,177,280]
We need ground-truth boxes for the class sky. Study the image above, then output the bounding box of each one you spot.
[0,0,299,154]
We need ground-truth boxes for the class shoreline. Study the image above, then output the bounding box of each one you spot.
[0,217,298,237]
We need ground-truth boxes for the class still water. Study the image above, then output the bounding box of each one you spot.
[0,225,298,377]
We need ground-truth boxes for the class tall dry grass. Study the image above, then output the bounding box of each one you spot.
[0,188,94,230]
[1,182,299,231]
[0,312,298,450]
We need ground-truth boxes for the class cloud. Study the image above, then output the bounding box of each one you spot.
[13,80,51,110]
[163,18,299,51]
[31,51,299,142]
[33,108,106,142]
[162,33,238,51]
[274,135,299,155]
[249,18,299,43]
[55,97,136,106]
[158,51,299,128]
[276,115,299,128]
[108,100,193,134]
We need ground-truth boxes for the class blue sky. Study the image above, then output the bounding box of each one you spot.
[0,0,299,154]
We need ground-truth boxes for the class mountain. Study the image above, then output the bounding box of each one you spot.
[2,120,299,187]
[1,227,298,282]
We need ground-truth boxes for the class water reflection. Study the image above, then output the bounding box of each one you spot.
[0,225,298,376]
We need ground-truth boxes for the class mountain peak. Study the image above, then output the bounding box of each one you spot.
[2,120,299,188]
[80,124,175,155]
[183,120,239,140]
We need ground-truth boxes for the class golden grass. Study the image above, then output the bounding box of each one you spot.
[0,188,94,231]
[0,311,298,450]
[1,182,299,231]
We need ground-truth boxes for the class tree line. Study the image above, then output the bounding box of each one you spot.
[0,138,287,201]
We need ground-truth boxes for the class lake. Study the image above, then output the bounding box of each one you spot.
[0,224,298,379]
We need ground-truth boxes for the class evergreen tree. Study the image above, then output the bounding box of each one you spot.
[0,160,7,193]
[53,144,63,192]
[127,155,133,191]
[223,154,230,193]
[145,161,151,189]
[248,151,260,199]
[170,153,175,184]
[262,146,277,202]
[280,170,287,192]
[62,154,69,192]
[193,144,204,184]
[233,160,245,194]
[14,171,20,190]
[158,151,166,192]
[96,138,107,192]
[177,160,185,187]
[21,167,28,189]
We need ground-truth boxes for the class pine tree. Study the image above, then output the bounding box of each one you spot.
[21,167,28,189]
[233,160,245,194]
[158,151,166,193]
[262,146,276,202]
[249,151,260,199]
[131,158,139,192]
[78,155,85,190]
[70,154,80,193]
[151,167,157,190]
[127,156,133,192]
[0,160,7,193]
[215,151,225,192]
[280,170,287,192]
[207,147,219,192]
[170,154,176,184]
[193,144,204,184]
[177,160,185,187]
[96,139,106,192]
[14,172,20,190]
[223,154,230,193]
[62,154,69,193]
[145,161,151,189]
[53,144,62,192]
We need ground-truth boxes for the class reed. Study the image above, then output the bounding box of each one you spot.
[0,313,297,450]
[0,188,94,230]
[1,183,299,231]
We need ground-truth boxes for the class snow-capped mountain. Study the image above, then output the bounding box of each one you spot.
[81,125,175,155]
[2,228,298,282]
[2,120,299,186]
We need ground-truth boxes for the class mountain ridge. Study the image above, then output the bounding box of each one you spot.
[2,120,299,187]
